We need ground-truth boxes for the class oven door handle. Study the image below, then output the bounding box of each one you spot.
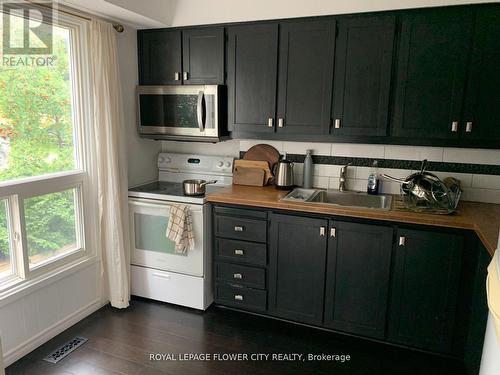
[128,199,203,212]
[197,91,205,132]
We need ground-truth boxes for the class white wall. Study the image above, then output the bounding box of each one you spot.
[164,0,497,27]
[116,25,162,187]
[0,261,103,366]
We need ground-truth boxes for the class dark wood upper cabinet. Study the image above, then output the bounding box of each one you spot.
[268,213,327,325]
[324,221,393,339]
[138,30,182,85]
[227,24,279,133]
[332,15,395,137]
[276,20,335,135]
[387,228,463,353]
[392,8,473,140]
[182,27,224,85]
[462,7,500,142]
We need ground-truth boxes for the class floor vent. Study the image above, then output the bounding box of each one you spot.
[43,336,88,364]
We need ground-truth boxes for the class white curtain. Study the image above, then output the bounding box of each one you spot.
[89,20,130,308]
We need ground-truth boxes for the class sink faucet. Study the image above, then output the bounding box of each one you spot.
[339,163,351,192]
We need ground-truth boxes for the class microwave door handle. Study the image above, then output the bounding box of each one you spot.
[197,91,205,132]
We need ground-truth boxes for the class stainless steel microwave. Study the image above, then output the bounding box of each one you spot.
[137,85,224,142]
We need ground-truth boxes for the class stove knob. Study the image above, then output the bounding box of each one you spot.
[217,161,224,167]
[158,156,165,164]
[225,161,232,168]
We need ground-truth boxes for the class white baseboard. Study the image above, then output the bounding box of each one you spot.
[3,298,108,367]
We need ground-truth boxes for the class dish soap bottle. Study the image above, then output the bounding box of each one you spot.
[367,160,379,195]
[303,150,313,189]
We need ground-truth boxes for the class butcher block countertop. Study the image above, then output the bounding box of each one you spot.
[207,185,500,256]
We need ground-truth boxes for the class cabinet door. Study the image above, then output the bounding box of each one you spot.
[227,24,278,133]
[138,30,182,85]
[276,20,335,135]
[392,9,472,140]
[182,27,224,85]
[268,213,327,325]
[332,15,395,137]
[388,228,463,353]
[462,7,500,142]
[324,221,393,339]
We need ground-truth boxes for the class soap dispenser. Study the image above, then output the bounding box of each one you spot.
[367,160,379,195]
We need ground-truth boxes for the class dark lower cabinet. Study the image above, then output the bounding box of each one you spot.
[268,213,328,325]
[213,204,474,358]
[227,24,279,133]
[392,8,472,140]
[138,29,182,85]
[462,7,500,143]
[387,228,464,353]
[324,221,393,339]
[276,20,335,135]
[182,27,224,85]
[332,15,395,137]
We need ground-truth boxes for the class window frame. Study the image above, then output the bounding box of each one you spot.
[0,7,99,294]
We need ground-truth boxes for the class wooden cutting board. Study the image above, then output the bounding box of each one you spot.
[243,144,280,171]
[233,167,266,187]
[234,159,273,184]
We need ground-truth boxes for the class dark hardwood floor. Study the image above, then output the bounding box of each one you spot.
[6,298,467,375]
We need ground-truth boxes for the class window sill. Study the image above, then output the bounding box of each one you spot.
[0,255,100,307]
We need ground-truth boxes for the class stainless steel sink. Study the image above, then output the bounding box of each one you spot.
[282,189,392,210]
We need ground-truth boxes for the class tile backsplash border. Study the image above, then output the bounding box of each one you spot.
[161,139,500,203]
[238,140,500,204]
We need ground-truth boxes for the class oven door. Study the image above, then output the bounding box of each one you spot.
[129,198,205,277]
[137,85,220,139]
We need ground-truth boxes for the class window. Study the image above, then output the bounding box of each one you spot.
[0,6,95,290]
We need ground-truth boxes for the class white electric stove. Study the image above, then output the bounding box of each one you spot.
[128,153,233,310]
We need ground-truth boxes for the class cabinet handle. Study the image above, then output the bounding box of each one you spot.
[451,121,459,132]
[233,273,243,280]
[398,236,406,246]
[174,72,180,81]
[234,226,244,232]
[234,294,244,301]
[183,72,188,81]
[320,227,326,236]
[268,118,274,128]
[234,249,245,256]
[466,121,473,133]
[330,227,336,237]
[334,119,341,129]
[278,118,284,128]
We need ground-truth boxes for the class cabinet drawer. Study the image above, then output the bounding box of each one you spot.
[216,262,266,289]
[214,206,268,220]
[216,284,267,312]
[215,216,267,242]
[216,238,267,266]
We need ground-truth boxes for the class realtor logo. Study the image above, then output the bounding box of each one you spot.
[2,1,53,54]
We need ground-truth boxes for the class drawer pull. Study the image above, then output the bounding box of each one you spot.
[233,273,243,279]
[330,227,336,237]
[234,294,244,301]
[152,273,171,280]
[234,249,245,256]
[234,226,244,232]
[320,226,326,236]
[451,121,459,132]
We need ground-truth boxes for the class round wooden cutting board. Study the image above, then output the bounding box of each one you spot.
[243,144,281,171]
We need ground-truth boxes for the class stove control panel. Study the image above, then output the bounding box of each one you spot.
[158,153,234,175]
